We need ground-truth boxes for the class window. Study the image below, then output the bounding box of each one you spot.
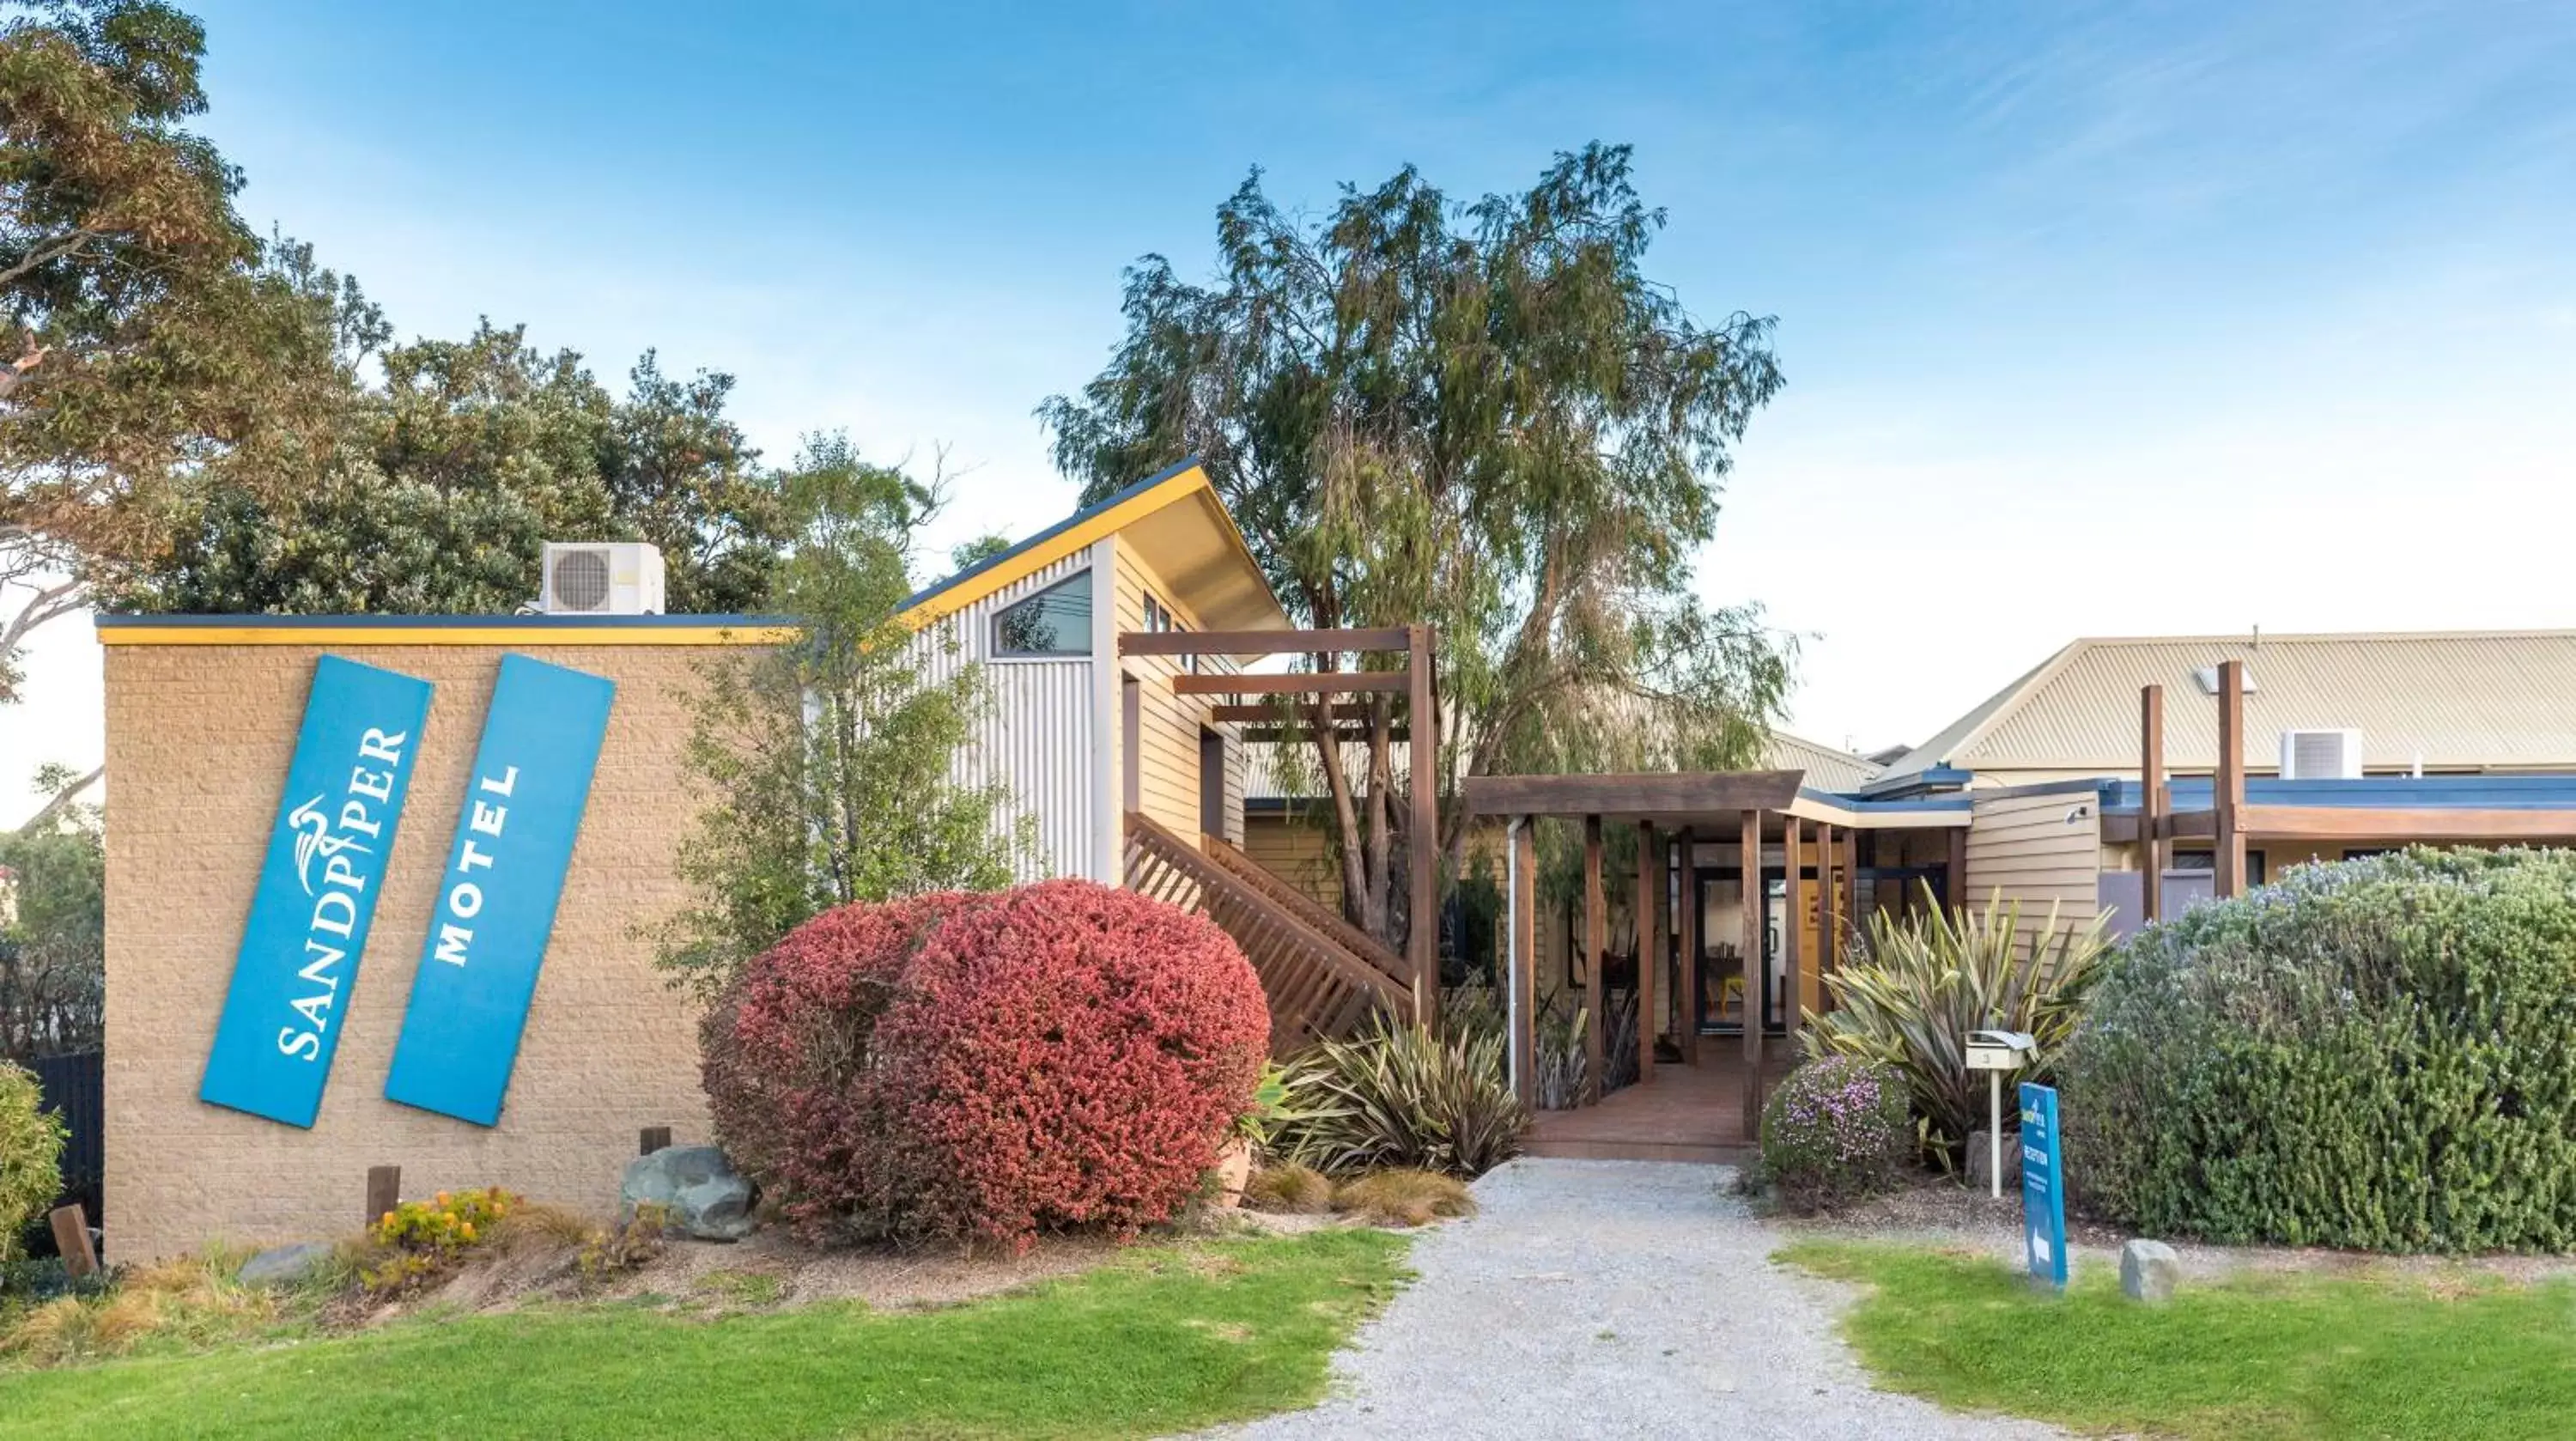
[1144,590,1197,672]
[2170,849,2268,885]
[993,570,1092,656]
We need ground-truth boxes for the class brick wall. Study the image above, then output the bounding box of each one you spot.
[104,641,726,1260]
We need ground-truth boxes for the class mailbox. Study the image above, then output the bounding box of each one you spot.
[1965,1029,2037,1072]
[1965,1029,2038,1199]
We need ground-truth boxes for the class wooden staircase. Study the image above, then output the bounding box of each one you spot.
[1122,812,1414,1052]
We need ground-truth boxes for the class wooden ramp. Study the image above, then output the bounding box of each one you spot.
[1122,812,1413,1053]
[1527,1053,1796,1164]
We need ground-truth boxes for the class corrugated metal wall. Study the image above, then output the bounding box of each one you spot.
[913,551,1096,882]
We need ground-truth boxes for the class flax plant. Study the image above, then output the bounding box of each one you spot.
[1804,891,2108,1164]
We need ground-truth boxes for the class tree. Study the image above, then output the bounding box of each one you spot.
[1,763,103,1059]
[949,532,1012,572]
[0,1,351,696]
[653,436,1027,998]
[1042,143,1794,948]
[97,322,788,616]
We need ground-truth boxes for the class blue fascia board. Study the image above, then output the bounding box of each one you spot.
[1856,765,1973,800]
[1801,786,1973,815]
[2102,774,2576,814]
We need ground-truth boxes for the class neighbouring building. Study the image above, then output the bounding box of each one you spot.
[1868,629,2576,941]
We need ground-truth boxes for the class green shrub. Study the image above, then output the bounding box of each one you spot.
[1271,1015,1528,1178]
[1758,1056,1911,1213]
[0,1063,64,1265]
[1807,892,2106,1163]
[2062,848,2576,1252]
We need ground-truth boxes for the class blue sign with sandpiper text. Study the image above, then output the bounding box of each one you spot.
[383,654,614,1126]
[2021,1081,2069,1289]
[201,655,434,1128]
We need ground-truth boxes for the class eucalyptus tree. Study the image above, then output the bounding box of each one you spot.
[1043,143,1793,945]
[0,0,351,697]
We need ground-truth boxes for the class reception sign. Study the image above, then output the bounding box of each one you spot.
[2020,1081,2069,1290]
[201,655,434,1127]
[384,654,614,1125]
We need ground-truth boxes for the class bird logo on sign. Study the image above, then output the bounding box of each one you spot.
[288,795,372,896]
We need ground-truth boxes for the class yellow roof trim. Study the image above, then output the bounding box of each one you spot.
[96,623,794,647]
[896,464,1220,629]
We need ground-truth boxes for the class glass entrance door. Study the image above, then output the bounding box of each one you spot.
[1690,868,1790,1037]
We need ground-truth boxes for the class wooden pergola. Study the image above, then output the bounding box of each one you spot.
[1461,770,1972,1139]
[1116,624,1442,1026]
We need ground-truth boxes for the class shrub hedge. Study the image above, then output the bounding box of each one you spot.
[1758,1055,1911,1213]
[0,1062,63,1266]
[703,880,1270,1251]
[2061,848,2576,1252]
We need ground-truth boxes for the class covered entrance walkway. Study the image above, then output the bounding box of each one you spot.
[1527,1052,1795,1161]
[1461,769,1971,1148]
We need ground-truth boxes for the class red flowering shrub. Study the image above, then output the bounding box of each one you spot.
[702,879,1270,1250]
[700,892,967,1231]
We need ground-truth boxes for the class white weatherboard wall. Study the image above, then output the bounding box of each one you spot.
[1964,786,2103,947]
[913,550,1097,882]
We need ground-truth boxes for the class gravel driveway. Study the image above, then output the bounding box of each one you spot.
[1205,1158,2066,1440]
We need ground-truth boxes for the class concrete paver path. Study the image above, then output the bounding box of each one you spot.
[1209,1158,2067,1440]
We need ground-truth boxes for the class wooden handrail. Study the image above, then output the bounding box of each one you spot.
[1124,812,1412,1049]
[1199,830,1407,986]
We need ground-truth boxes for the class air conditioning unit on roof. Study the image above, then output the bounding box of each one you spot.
[2279,728,2362,781]
[540,542,665,615]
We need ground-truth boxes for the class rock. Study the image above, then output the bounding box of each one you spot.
[2121,1238,2182,1303]
[1966,1128,2023,1191]
[239,1241,334,1288]
[622,1144,756,1241]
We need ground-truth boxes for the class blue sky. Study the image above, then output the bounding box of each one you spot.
[8,0,2575,815]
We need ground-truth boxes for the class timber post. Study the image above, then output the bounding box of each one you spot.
[1677,825,1699,1067]
[1740,807,1765,1137]
[1582,813,1606,1104]
[1406,624,1439,1032]
[2216,660,2247,898]
[2142,684,2166,921]
[1635,819,1660,1084]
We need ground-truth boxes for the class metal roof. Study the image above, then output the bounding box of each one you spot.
[1764,731,1880,792]
[1243,729,1877,802]
[1878,629,2576,782]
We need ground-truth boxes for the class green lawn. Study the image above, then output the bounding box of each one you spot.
[1782,1240,2576,1440]
[0,1229,1409,1441]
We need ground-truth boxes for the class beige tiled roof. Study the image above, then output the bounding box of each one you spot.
[1880,629,2576,780]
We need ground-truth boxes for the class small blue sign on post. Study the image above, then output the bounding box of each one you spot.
[384,654,614,1126]
[201,655,434,1128]
[2020,1081,2069,1289]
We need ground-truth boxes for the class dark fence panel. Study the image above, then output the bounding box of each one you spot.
[29,1052,103,1236]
